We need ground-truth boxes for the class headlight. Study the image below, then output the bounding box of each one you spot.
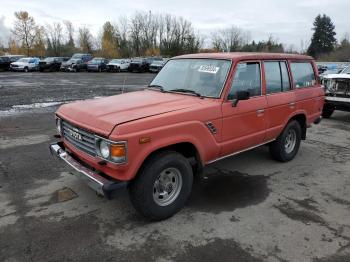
[97,138,127,163]
[99,140,110,158]
[56,117,62,135]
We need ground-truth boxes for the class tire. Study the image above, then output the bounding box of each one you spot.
[24,67,28,73]
[269,120,302,162]
[129,151,193,221]
[98,67,102,72]
[322,104,334,119]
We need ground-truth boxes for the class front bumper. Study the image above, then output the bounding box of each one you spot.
[50,142,128,198]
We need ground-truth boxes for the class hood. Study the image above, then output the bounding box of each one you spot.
[63,59,80,65]
[57,90,200,137]
[108,62,121,66]
[12,61,28,66]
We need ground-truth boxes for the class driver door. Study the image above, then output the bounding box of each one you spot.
[221,61,267,156]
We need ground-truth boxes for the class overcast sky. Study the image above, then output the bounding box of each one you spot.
[1,0,349,50]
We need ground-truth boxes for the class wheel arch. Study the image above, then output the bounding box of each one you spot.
[288,113,307,140]
[136,142,203,179]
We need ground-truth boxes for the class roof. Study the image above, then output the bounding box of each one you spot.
[173,52,313,61]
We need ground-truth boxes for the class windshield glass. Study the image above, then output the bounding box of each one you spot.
[17,58,30,63]
[72,54,83,59]
[44,57,55,62]
[150,59,231,98]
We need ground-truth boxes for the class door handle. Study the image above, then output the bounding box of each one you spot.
[257,109,265,114]
[289,102,296,107]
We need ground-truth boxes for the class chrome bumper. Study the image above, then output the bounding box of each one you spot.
[49,142,127,198]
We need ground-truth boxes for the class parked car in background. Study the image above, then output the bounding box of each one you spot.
[129,58,149,72]
[0,55,25,71]
[51,52,324,221]
[107,59,130,72]
[87,57,109,72]
[10,57,40,72]
[321,73,350,118]
[149,60,165,73]
[60,53,93,72]
[0,56,11,71]
[39,57,69,72]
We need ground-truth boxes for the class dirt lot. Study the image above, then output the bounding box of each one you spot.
[0,72,350,262]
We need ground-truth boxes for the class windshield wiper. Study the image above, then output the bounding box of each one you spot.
[147,84,165,92]
[168,88,202,97]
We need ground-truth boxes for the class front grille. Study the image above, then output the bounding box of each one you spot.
[62,120,96,156]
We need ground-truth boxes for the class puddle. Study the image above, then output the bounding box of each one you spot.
[187,169,270,213]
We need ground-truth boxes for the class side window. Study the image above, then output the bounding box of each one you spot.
[290,62,316,88]
[264,61,291,94]
[228,62,261,99]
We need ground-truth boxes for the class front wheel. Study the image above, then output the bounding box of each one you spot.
[129,151,193,221]
[269,120,302,162]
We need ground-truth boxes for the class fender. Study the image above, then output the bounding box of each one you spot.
[109,120,221,180]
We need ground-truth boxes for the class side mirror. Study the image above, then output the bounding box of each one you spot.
[232,90,250,107]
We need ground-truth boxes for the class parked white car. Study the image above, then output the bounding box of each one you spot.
[10,57,40,72]
[107,59,130,72]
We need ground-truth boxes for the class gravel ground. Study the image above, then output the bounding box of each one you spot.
[0,72,350,262]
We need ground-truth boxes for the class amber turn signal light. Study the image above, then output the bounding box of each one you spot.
[110,144,126,157]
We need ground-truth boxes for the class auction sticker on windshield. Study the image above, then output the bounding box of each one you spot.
[198,65,220,74]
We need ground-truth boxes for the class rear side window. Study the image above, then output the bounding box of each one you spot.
[290,62,316,88]
[264,61,290,94]
[228,62,261,99]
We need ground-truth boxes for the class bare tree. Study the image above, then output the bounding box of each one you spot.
[11,11,37,56]
[78,26,93,53]
[211,26,246,52]
[45,22,63,56]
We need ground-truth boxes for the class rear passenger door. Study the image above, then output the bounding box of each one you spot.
[264,61,296,141]
[221,61,267,156]
[290,61,323,123]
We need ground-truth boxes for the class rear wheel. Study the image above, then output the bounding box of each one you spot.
[129,151,193,221]
[269,120,302,162]
[322,104,335,118]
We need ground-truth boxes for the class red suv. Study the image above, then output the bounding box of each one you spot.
[50,52,324,220]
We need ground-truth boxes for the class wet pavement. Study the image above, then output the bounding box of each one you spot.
[0,72,350,262]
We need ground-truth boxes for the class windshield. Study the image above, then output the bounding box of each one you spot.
[150,59,231,98]
[72,54,84,59]
[44,57,55,62]
[90,59,102,64]
[17,58,30,63]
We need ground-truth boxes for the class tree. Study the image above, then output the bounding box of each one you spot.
[32,26,46,57]
[12,11,37,56]
[45,22,63,56]
[101,21,119,58]
[63,20,75,56]
[78,26,93,53]
[307,14,337,58]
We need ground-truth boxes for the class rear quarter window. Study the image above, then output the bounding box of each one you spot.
[290,62,316,88]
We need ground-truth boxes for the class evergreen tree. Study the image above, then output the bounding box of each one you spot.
[307,14,337,58]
